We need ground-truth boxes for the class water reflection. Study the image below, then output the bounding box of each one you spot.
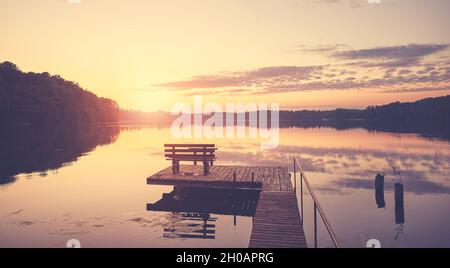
[148,187,260,216]
[0,124,119,185]
[163,213,217,240]
[374,172,406,240]
[278,120,450,142]
[375,174,386,209]
[147,187,260,240]
[1,125,450,247]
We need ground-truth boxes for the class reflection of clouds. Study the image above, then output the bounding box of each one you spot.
[217,150,326,173]
[218,144,450,176]
[16,220,36,226]
[322,169,450,195]
[3,212,163,237]
[215,143,450,196]
[313,185,350,195]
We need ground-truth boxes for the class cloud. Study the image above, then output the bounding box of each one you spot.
[310,0,368,8]
[381,85,450,93]
[156,66,323,90]
[291,44,348,54]
[312,0,396,8]
[333,43,449,67]
[157,67,450,95]
[318,0,340,3]
[155,43,450,95]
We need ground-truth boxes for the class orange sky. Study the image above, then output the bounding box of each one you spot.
[1,0,449,111]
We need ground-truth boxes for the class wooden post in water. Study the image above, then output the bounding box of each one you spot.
[375,174,386,208]
[233,171,236,183]
[395,183,405,224]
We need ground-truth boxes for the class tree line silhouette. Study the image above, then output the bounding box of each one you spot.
[0,61,119,124]
[280,96,450,124]
[1,61,449,133]
[121,96,450,136]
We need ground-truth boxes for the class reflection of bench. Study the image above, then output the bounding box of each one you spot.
[164,144,217,175]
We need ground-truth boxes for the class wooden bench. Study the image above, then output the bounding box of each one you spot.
[164,144,217,175]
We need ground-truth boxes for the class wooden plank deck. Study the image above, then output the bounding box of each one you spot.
[249,191,307,248]
[147,164,307,248]
[147,165,293,191]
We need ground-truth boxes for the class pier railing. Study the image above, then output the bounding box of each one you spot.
[293,157,340,248]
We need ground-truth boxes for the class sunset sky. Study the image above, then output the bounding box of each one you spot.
[1,0,450,111]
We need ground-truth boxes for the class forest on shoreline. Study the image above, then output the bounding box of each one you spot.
[0,62,119,124]
[1,61,449,133]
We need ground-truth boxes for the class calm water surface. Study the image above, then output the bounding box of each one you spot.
[1,125,450,247]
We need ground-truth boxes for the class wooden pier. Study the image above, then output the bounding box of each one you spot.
[249,191,306,248]
[147,164,307,248]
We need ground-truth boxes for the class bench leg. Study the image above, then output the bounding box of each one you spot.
[203,160,210,176]
[172,160,180,175]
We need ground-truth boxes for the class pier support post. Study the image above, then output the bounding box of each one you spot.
[293,158,296,191]
[314,202,318,248]
[301,172,303,220]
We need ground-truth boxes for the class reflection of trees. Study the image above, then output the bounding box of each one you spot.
[0,124,120,184]
[148,187,260,240]
[278,119,450,142]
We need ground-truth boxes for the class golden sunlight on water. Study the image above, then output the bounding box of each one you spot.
[1,126,450,247]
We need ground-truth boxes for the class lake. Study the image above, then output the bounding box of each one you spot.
[1,124,450,247]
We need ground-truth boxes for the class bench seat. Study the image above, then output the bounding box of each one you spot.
[164,144,217,175]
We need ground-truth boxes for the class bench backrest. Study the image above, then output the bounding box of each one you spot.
[164,144,217,160]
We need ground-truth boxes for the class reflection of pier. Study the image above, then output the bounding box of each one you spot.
[163,212,217,240]
[147,165,307,248]
[148,187,259,240]
[147,187,260,217]
[148,186,260,240]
